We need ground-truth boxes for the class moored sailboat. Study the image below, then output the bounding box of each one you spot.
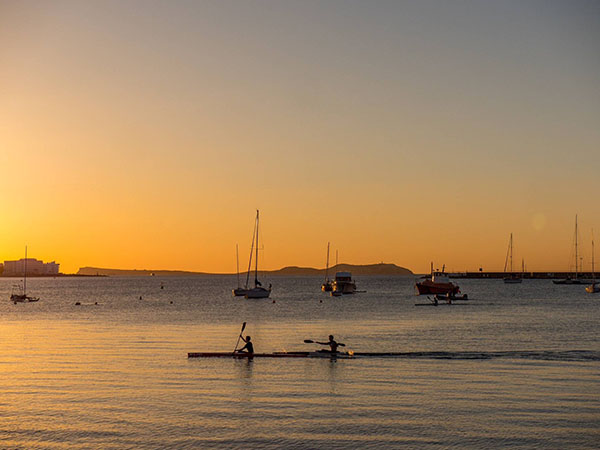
[586,232,599,294]
[245,210,272,299]
[10,246,40,304]
[553,215,587,285]
[503,233,522,283]
[321,242,333,292]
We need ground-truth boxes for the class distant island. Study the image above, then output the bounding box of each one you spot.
[76,263,413,277]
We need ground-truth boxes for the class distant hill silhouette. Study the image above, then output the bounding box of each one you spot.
[77,263,412,277]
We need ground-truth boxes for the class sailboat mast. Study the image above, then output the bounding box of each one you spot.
[24,246,27,295]
[245,215,257,289]
[592,230,595,282]
[255,210,259,287]
[325,242,330,282]
[575,215,578,279]
[510,233,513,273]
[236,244,240,289]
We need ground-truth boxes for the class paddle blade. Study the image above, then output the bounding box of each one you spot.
[241,322,247,333]
[303,339,314,343]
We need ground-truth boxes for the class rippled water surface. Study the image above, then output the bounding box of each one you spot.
[1,276,599,448]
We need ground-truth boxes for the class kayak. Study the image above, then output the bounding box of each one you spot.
[188,351,355,359]
[414,302,467,306]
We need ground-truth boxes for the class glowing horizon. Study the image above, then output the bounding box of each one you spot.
[1,1,598,274]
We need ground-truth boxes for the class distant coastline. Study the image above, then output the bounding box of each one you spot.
[76,263,414,277]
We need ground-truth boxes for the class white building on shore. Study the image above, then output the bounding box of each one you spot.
[3,258,60,276]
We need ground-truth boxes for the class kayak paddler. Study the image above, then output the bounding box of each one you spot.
[236,334,254,355]
[316,335,344,354]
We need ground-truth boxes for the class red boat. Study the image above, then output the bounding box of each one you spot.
[415,264,460,296]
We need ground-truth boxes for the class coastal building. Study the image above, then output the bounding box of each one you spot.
[3,258,60,276]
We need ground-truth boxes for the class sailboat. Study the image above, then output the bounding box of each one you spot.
[586,232,599,294]
[10,246,40,303]
[554,215,586,285]
[503,233,522,283]
[245,210,272,299]
[232,244,248,297]
[321,242,333,292]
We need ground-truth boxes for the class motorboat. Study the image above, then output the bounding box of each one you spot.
[332,272,356,295]
[415,263,460,296]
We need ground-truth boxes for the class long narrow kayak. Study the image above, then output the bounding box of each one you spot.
[188,351,355,359]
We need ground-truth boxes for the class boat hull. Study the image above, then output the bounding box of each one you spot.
[415,280,460,295]
[503,277,522,284]
[188,351,354,359]
[553,279,587,285]
[245,287,271,299]
[10,294,39,303]
[232,288,248,297]
[321,282,333,292]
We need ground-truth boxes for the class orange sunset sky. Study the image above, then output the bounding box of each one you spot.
[1,1,599,274]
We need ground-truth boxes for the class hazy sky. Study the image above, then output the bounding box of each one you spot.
[1,0,599,273]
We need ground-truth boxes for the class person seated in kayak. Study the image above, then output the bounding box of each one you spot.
[316,335,344,353]
[236,335,254,354]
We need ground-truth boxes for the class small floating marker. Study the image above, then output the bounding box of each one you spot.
[139,296,143,300]
[272,299,276,303]
[75,302,81,306]
[170,301,173,304]
[94,302,98,305]
[319,299,323,303]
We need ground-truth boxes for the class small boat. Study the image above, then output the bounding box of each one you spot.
[321,242,333,292]
[244,210,272,299]
[503,233,522,283]
[586,232,599,294]
[188,351,355,359]
[332,271,356,295]
[10,246,40,304]
[415,263,461,295]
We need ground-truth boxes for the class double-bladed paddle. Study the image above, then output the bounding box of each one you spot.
[304,339,345,346]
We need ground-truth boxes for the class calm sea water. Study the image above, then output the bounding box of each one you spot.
[1,276,598,449]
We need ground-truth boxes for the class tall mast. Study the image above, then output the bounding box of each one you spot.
[510,233,513,273]
[236,244,240,289]
[254,210,259,287]
[325,242,330,282]
[24,246,27,295]
[575,215,578,279]
[245,215,257,289]
[592,230,595,282]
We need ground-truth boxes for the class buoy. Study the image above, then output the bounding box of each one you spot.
[170,301,173,304]
[319,299,323,303]
[75,302,81,306]
[94,302,98,305]
[272,299,276,303]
